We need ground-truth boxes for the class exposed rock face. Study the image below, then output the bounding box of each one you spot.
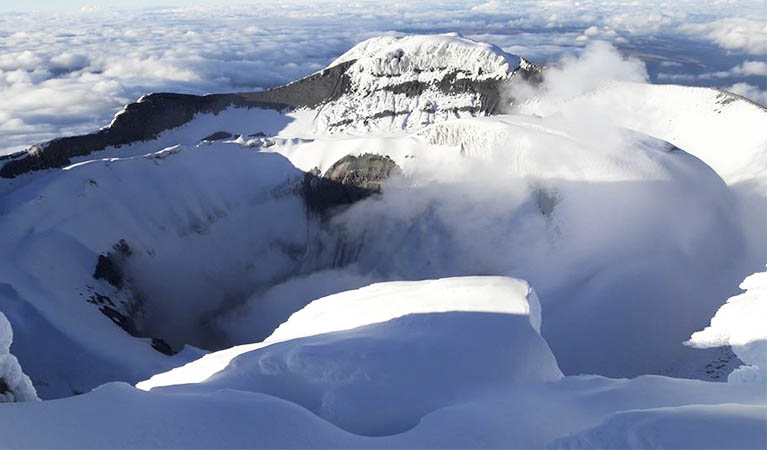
[303,153,401,212]
[314,34,540,134]
[201,131,235,142]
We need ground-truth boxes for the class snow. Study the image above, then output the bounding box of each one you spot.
[0,311,38,402]
[330,33,520,81]
[259,112,749,379]
[153,277,559,436]
[0,142,307,398]
[313,33,523,135]
[551,404,767,449]
[517,83,767,186]
[2,278,765,448]
[139,277,554,393]
[1,107,747,398]
[687,268,767,384]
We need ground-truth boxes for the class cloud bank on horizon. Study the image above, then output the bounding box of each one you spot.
[0,0,765,155]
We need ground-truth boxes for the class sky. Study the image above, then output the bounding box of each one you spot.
[0,0,765,154]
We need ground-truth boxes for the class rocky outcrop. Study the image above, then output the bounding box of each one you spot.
[303,153,401,212]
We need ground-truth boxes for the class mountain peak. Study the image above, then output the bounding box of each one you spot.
[330,33,521,81]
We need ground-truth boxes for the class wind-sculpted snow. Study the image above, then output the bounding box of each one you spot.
[143,277,561,436]
[687,268,767,384]
[140,277,553,390]
[0,312,38,402]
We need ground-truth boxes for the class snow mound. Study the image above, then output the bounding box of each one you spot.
[0,312,38,402]
[687,268,767,384]
[142,277,561,436]
[331,33,520,81]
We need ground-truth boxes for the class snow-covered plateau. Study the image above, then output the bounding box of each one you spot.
[0,33,764,448]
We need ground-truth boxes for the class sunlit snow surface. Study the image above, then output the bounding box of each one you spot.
[0,34,766,448]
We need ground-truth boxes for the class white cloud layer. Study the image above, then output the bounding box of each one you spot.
[681,18,767,55]
[0,0,764,154]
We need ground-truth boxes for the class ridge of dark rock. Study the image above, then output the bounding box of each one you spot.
[0,60,355,178]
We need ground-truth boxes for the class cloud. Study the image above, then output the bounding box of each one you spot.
[726,82,767,106]
[510,41,648,107]
[729,60,767,76]
[681,18,767,55]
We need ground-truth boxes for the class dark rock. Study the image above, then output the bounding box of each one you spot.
[303,153,401,212]
[151,338,177,356]
[93,255,123,289]
[201,131,233,142]
[87,293,137,336]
